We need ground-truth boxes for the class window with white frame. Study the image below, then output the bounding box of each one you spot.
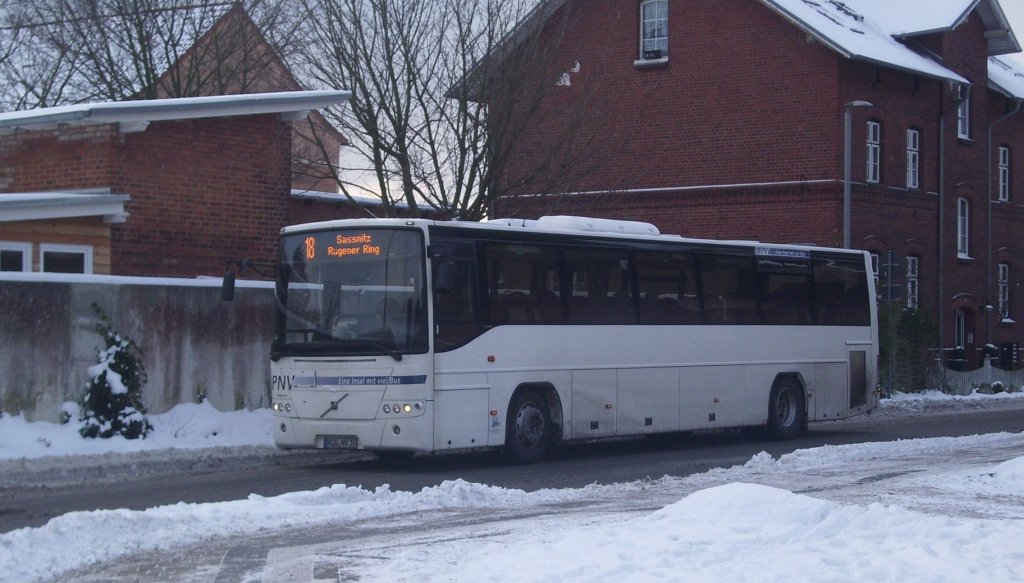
[639,0,668,60]
[957,86,970,139]
[957,197,970,258]
[955,308,967,348]
[867,120,881,183]
[999,145,1011,202]
[870,252,880,287]
[40,243,93,274]
[906,255,919,310]
[906,128,920,189]
[0,241,31,272]
[999,262,1011,319]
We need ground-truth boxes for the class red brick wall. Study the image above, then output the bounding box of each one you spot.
[500,0,842,196]
[500,184,842,246]
[110,115,292,277]
[0,126,120,192]
[495,2,1024,356]
[0,115,295,278]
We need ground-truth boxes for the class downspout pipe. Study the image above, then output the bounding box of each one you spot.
[986,98,1023,349]
[938,83,970,359]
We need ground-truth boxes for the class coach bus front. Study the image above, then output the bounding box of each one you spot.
[268,223,433,454]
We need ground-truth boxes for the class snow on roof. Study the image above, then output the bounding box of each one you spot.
[839,0,978,37]
[761,0,969,83]
[290,188,409,209]
[0,90,351,133]
[0,189,129,223]
[988,55,1024,98]
[842,0,1020,54]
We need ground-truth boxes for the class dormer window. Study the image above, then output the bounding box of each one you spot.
[639,0,668,61]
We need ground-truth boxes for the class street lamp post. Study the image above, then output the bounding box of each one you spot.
[844,100,874,249]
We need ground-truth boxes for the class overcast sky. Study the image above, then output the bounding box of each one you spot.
[1004,1,1024,65]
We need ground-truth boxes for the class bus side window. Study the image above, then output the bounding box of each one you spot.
[813,255,871,326]
[761,274,814,325]
[700,254,760,325]
[636,251,699,324]
[484,244,562,326]
[564,248,635,324]
[433,260,479,349]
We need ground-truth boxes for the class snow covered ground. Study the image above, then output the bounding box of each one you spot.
[1,392,1023,582]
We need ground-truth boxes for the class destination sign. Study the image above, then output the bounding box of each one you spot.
[304,232,382,261]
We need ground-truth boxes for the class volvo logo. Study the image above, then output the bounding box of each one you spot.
[319,393,349,418]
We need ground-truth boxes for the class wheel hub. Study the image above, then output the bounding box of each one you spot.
[516,403,545,447]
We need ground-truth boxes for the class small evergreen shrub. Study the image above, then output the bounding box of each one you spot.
[79,304,152,439]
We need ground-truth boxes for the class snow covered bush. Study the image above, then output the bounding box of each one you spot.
[79,304,152,439]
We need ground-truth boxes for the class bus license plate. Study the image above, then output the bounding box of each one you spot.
[323,435,358,449]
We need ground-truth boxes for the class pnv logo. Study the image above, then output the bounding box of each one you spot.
[272,374,295,391]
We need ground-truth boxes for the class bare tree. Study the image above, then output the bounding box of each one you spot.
[0,0,306,108]
[295,0,595,220]
[0,0,602,219]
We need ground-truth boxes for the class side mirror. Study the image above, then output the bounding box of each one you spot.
[221,270,236,301]
[434,261,454,294]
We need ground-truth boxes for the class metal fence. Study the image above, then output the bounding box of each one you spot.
[926,358,1024,395]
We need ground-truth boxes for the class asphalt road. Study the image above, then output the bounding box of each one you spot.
[2,399,1023,534]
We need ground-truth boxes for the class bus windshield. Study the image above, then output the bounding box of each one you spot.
[275,228,428,357]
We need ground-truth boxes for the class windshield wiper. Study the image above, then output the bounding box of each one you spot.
[361,337,404,361]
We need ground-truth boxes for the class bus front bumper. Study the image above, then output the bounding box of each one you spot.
[272,406,433,452]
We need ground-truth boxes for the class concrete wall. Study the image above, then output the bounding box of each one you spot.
[0,273,275,422]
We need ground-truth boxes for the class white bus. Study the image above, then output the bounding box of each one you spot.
[247,215,878,463]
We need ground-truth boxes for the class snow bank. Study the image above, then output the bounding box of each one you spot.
[370,481,1024,583]
[0,400,273,460]
[0,479,600,583]
[1,432,1023,582]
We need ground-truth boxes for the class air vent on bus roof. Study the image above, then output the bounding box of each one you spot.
[485,218,540,228]
[536,215,660,236]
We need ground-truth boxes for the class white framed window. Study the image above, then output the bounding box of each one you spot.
[866,121,881,184]
[957,197,970,258]
[906,128,920,189]
[639,0,668,60]
[870,252,880,286]
[955,308,967,348]
[957,87,970,139]
[999,145,1011,202]
[0,241,32,272]
[39,243,93,274]
[906,255,919,310]
[999,262,1010,319]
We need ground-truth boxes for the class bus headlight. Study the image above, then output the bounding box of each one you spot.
[380,401,426,418]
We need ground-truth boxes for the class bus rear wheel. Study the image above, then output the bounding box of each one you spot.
[505,390,551,464]
[767,379,806,440]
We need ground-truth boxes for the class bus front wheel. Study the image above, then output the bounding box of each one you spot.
[767,379,806,440]
[505,390,551,464]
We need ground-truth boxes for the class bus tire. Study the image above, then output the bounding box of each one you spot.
[767,379,806,440]
[505,390,551,464]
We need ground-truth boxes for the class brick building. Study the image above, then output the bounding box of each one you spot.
[0,3,386,280]
[0,91,358,278]
[492,0,1024,373]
